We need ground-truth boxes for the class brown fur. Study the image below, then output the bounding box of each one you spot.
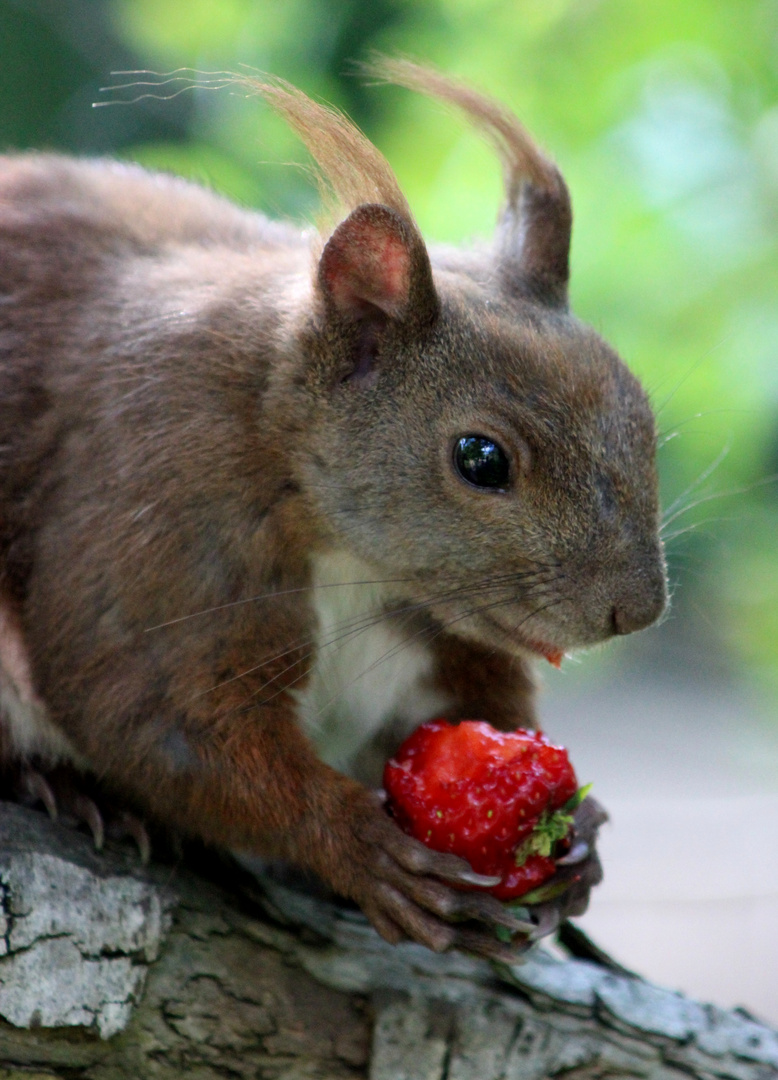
[0,66,666,956]
[362,57,572,302]
[233,72,413,230]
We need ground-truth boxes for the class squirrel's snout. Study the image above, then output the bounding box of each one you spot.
[610,572,667,636]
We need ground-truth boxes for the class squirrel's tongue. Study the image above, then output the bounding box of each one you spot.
[545,650,564,669]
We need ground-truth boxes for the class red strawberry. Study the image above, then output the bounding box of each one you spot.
[384,720,581,901]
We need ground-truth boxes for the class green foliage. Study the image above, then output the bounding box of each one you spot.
[2,0,776,696]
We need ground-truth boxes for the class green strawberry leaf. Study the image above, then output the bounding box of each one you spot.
[513,783,593,868]
[503,904,531,922]
[560,782,593,815]
[514,808,572,864]
[512,879,572,906]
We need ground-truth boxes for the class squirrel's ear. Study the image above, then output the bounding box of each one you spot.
[359,59,571,307]
[318,204,438,325]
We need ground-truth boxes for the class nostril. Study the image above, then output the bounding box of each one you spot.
[608,560,668,638]
[611,588,667,636]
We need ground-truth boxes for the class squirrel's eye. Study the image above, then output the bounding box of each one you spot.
[453,435,511,490]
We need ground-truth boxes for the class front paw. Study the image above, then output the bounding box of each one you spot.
[348,794,536,963]
[516,794,608,939]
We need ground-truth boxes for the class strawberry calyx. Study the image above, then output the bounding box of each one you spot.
[514,805,574,865]
[513,782,591,867]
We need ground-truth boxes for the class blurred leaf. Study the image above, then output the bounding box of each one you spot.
[2,0,777,702]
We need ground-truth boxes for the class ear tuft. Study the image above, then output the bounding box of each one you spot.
[318,204,436,323]
[363,57,571,307]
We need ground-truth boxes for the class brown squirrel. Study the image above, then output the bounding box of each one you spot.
[0,59,666,960]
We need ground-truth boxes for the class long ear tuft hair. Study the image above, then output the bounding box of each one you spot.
[233,74,414,232]
[362,56,572,306]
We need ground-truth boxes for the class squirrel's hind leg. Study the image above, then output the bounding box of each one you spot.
[0,595,151,861]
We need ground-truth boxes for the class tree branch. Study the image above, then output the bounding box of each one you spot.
[0,802,775,1080]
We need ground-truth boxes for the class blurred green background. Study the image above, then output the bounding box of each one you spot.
[2,0,777,700]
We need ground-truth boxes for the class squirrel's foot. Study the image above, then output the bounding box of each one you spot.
[11,765,151,863]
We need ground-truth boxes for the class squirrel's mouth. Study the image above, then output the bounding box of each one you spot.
[477,612,565,668]
[525,639,564,668]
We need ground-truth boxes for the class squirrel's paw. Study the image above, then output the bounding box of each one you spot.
[9,765,151,862]
[521,794,608,940]
[348,796,535,963]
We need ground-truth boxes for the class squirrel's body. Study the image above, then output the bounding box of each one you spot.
[0,63,666,957]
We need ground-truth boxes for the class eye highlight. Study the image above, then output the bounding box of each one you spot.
[453,435,511,490]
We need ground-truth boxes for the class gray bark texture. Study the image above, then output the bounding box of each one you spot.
[0,801,775,1080]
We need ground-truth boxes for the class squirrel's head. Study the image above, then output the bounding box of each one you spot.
[260,59,667,660]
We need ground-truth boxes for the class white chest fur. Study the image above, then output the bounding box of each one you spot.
[0,602,84,767]
[294,551,452,784]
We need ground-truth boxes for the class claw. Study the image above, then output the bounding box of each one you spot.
[69,793,105,851]
[448,868,502,888]
[500,914,535,935]
[490,941,532,965]
[10,766,153,863]
[557,920,638,975]
[110,812,152,864]
[33,772,106,852]
[484,907,535,935]
[530,904,562,941]
[454,926,532,965]
[556,840,589,866]
[453,894,535,934]
[19,769,58,821]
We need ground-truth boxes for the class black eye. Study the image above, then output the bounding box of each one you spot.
[453,435,511,490]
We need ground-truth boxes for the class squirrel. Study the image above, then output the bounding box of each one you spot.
[0,59,666,960]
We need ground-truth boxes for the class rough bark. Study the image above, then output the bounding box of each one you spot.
[0,802,775,1080]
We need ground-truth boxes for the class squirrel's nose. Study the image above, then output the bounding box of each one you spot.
[611,581,667,636]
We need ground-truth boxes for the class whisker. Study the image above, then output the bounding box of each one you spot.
[297,585,564,729]
[661,474,778,532]
[657,408,752,447]
[657,431,681,450]
[498,596,565,646]
[212,571,564,728]
[146,559,561,634]
[224,571,560,705]
[144,576,420,631]
[662,514,741,544]
[661,439,732,522]
[94,69,235,108]
[94,84,233,107]
[419,590,566,675]
[651,335,735,417]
